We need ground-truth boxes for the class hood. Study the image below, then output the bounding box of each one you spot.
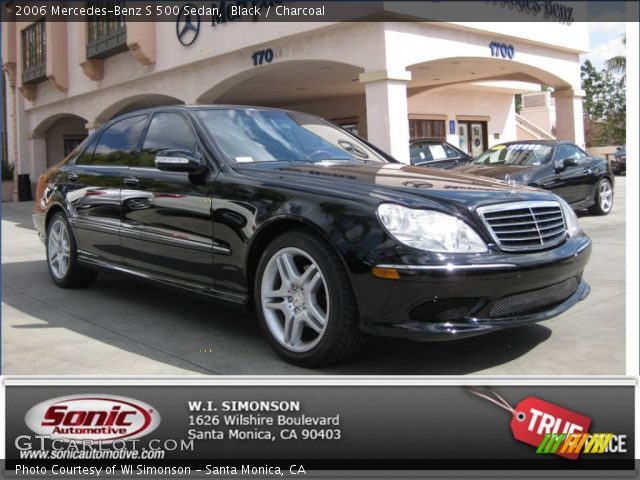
[235,161,552,211]
[454,164,536,182]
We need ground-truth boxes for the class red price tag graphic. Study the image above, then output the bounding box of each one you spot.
[511,396,591,460]
[467,389,591,461]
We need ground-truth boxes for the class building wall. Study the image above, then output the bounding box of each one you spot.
[383,22,585,90]
[586,146,623,158]
[516,124,540,141]
[520,108,556,134]
[283,95,368,137]
[408,88,516,148]
[45,117,86,168]
[3,19,588,183]
[519,91,557,134]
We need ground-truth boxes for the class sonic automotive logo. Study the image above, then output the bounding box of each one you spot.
[25,394,160,443]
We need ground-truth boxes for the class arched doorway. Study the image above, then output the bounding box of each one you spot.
[32,113,89,169]
[405,56,579,154]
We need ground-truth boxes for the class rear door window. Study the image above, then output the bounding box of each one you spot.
[410,144,433,162]
[443,143,462,159]
[70,136,98,165]
[77,115,148,167]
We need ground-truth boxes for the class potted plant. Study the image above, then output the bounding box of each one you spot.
[2,160,15,203]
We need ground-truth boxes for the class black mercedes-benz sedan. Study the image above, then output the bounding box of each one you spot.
[455,140,614,215]
[33,106,591,366]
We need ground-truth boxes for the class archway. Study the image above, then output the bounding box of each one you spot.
[33,113,89,168]
[196,60,366,135]
[406,56,572,95]
[197,60,365,106]
[404,56,580,151]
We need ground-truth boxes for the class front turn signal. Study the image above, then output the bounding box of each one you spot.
[372,267,400,280]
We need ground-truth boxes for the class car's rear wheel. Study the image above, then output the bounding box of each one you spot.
[255,230,364,366]
[588,178,613,215]
[46,212,98,288]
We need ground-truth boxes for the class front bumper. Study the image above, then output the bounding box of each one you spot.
[32,210,46,243]
[354,235,592,341]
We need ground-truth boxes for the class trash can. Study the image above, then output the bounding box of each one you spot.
[17,174,32,202]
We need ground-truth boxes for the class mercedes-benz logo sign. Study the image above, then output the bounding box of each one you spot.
[176,5,200,46]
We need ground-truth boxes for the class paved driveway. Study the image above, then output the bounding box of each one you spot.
[2,178,626,375]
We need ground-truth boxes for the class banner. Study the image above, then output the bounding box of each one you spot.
[4,383,634,475]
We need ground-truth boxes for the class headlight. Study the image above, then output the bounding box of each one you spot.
[377,204,487,253]
[557,197,582,237]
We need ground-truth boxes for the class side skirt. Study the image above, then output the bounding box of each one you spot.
[78,254,248,306]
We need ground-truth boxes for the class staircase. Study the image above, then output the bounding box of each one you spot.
[516,114,556,140]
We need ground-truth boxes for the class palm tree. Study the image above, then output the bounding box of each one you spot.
[606,35,626,84]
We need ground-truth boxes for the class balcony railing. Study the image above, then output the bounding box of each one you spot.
[22,21,47,84]
[86,2,127,59]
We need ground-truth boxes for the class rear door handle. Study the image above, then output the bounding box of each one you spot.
[123,176,139,187]
[68,173,78,182]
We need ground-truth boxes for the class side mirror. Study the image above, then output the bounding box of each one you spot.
[155,150,205,173]
[563,156,579,168]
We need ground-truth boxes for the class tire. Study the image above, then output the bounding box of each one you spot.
[46,212,98,288]
[588,178,614,216]
[254,230,364,367]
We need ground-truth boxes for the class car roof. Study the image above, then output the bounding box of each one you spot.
[496,140,570,146]
[114,104,301,119]
[411,138,445,143]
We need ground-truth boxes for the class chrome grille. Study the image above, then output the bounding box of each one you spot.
[477,201,566,252]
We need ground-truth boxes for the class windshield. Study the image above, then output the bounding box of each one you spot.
[410,142,460,163]
[472,143,553,166]
[195,109,386,164]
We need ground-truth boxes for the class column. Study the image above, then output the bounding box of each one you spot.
[360,70,412,163]
[85,122,103,135]
[28,133,47,189]
[552,88,585,148]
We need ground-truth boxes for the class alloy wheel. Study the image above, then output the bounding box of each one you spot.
[260,247,330,353]
[599,181,613,213]
[48,219,71,279]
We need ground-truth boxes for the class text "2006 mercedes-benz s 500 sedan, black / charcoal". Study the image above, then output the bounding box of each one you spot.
[33,106,591,366]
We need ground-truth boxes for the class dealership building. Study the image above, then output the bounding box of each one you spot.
[2,7,589,195]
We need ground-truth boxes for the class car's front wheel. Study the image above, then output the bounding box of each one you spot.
[46,212,98,288]
[588,178,614,215]
[254,230,364,367]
